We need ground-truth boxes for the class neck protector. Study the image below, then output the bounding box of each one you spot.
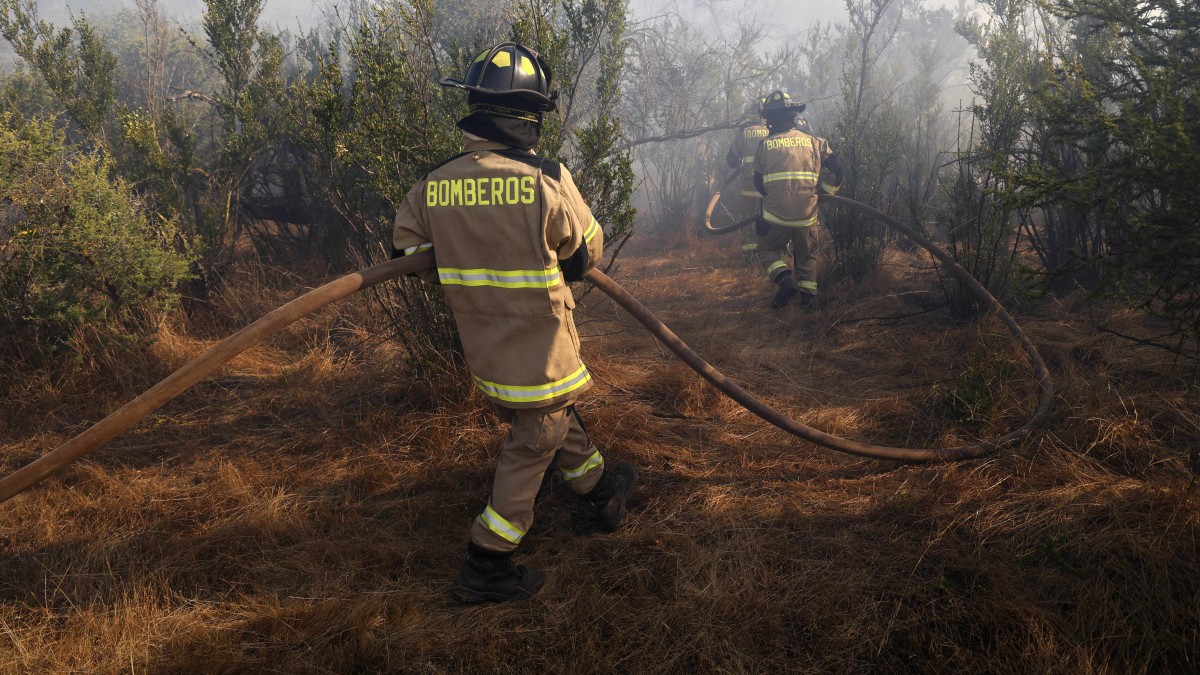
[456,111,542,150]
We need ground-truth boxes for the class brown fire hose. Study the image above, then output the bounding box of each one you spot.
[0,252,433,504]
[701,186,1054,451]
[0,195,1054,504]
[703,169,757,235]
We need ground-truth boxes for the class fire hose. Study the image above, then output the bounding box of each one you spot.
[0,195,1053,504]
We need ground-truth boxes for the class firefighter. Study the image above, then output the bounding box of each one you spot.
[725,97,769,257]
[391,42,638,604]
[753,90,844,309]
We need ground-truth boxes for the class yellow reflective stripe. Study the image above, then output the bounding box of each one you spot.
[741,243,757,251]
[762,210,817,227]
[403,242,432,255]
[479,505,524,544]
[583,217,601,244]
[561,450,604,481]
[766,260,788,276]
[820,182,840,195]
[763,171,819,183]
[740,155,756,165]
[472,364,592,403]
[799,280,818,292]
[438,266,560,288]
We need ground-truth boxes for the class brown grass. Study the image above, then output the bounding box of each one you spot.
[1,231,1197,673]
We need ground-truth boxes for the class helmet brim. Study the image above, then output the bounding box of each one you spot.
[764,101,807,117]
[438,77,557,110]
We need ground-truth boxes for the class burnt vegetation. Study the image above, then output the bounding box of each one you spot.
[1,0,1197,672]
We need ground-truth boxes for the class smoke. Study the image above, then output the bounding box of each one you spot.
[30,0,327,29]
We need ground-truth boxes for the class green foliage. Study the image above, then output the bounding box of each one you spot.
[1026,0,1200,352]
[827,0,907,282]
[513,0,636,259]
[940,0,1036,316]
[286,1,465,374]
[0,113,191,350]
[0,0,117,139]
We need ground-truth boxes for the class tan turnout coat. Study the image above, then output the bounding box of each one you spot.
[753,128,835,227]
[729,122,770,198]
[392,139,604,409]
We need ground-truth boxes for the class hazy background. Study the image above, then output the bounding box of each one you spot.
[30,0,913,32]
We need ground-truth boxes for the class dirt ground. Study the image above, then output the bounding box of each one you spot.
[1,228,1197,673]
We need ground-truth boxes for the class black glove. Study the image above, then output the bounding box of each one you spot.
[755,218,769,236]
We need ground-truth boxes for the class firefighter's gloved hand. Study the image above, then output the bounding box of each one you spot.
[755,218,769,236]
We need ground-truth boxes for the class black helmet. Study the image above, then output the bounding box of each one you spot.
[760,89,806,118]
[439,42,558,113]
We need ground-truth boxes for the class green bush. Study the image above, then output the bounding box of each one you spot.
[0,113,191,350]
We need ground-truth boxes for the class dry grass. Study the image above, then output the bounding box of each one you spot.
[1,232,1197,673]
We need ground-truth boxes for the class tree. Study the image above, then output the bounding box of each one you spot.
[0,0,116,141]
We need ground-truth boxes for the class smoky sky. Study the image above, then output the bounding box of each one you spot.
[30,0,913,33]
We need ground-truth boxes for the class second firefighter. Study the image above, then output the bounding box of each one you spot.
[752,89,844,309]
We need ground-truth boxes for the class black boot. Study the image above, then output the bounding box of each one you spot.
[770,272,798,309]
[450,543,544,604]
[796,291,817,309]
[583,462,638,532]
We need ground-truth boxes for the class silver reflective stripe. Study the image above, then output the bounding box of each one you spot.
[763,171,819,183]
[403,242,433,255]
[479,505,524,544]
[437,267,561,288]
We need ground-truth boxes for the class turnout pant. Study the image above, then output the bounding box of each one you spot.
[756,221,819,295]
[736,194,762,257]
[470,398,606,553]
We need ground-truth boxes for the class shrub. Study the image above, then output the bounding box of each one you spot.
[0,113,191,352]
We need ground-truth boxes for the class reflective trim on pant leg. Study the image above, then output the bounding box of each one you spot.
[741,242,758,251]
[798,279,818,292]
[765,260,788,280]
[478,505,525,545]
[561,450,604,481]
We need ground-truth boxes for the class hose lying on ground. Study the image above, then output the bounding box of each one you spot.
[0,195,1054,504]
[702,185,1054,454]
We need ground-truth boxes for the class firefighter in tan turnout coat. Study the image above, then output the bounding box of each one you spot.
[391,42,638,603]
[726,99,769,256]
[753,90,844,309]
